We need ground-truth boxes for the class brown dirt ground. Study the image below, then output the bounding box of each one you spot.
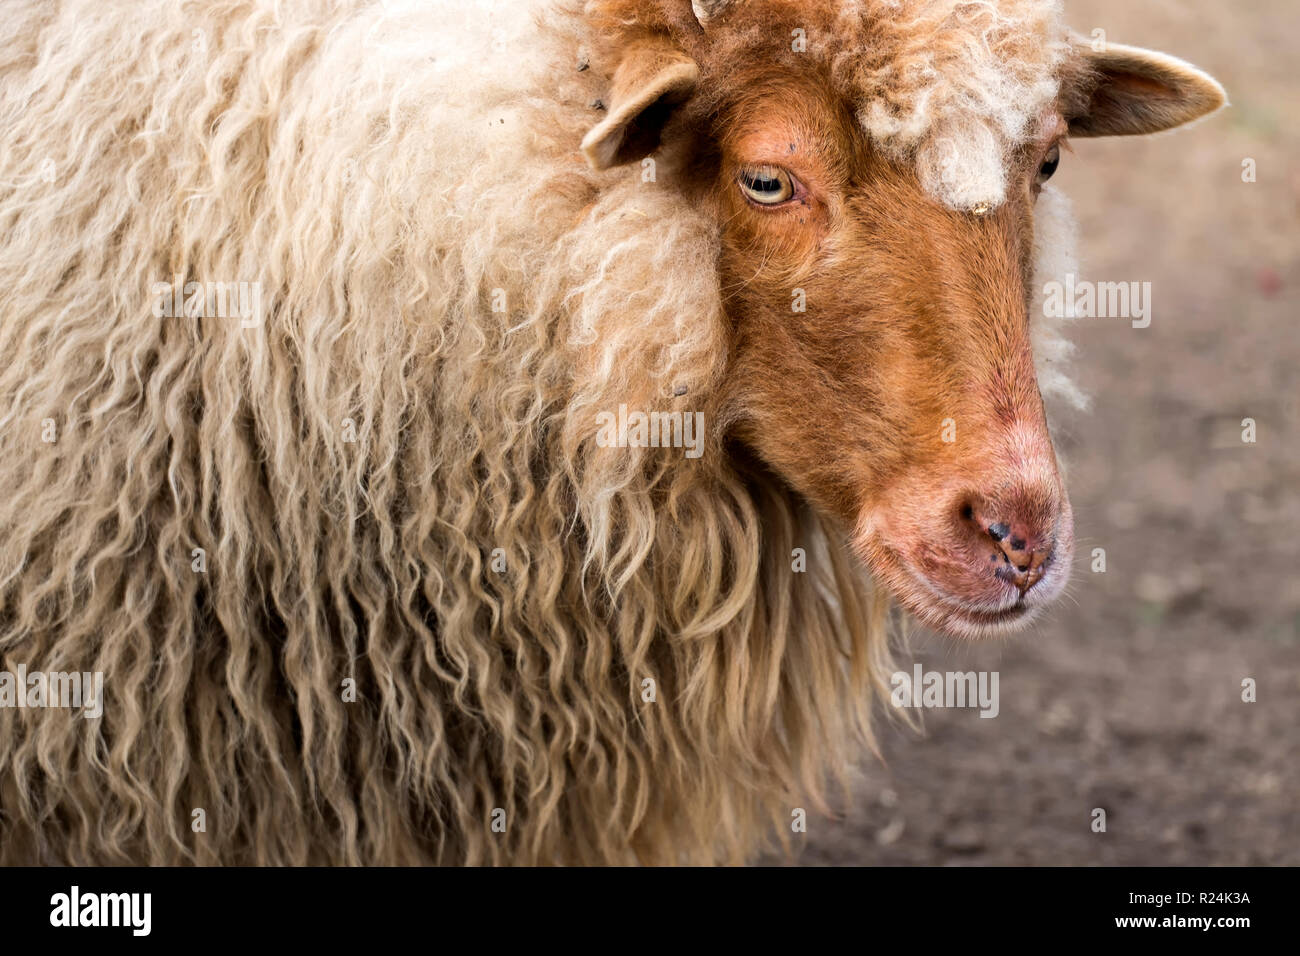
[788,0,1299,866]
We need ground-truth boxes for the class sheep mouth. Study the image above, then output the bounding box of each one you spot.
[900,565,1045,638]
[931,594,1037,632]
[853,539,1061,639]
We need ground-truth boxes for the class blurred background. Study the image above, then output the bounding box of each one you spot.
[798,0,1299,865]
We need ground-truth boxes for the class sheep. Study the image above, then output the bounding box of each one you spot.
[0,0,1224,864]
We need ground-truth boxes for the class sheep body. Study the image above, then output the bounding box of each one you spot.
[0,0,1076,864]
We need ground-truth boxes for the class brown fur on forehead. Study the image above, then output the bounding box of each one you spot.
[587,0,1075,210]
[715,73,861,183]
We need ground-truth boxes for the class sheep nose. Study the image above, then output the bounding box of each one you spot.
[962,503,1057,594]
[987,522,1051,591]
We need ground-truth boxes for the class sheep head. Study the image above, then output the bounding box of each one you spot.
[582,0,1224,638]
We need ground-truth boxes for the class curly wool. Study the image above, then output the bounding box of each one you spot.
[0,0,898,865]
[838,0,1070,212]
[0,0,1081,864]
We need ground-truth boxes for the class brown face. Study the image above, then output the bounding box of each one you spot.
[581,1,1226,639]
[708,77,1072,637]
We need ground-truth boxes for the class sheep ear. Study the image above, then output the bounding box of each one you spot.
[581,39,699,170]
[1067,41,1225,137]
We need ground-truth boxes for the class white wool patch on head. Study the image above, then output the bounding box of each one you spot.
[848,0,1069,211]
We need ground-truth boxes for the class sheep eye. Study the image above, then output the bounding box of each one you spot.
[1037,144,1060,185]
[738,165,794,205]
